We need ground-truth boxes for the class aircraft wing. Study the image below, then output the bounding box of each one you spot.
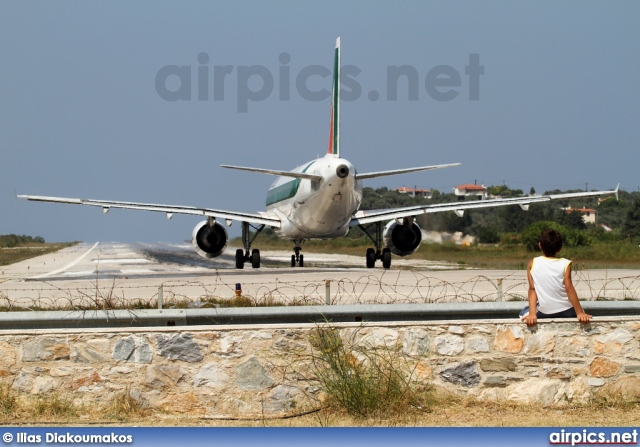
[350,187,619,226]
[17,195,281,228]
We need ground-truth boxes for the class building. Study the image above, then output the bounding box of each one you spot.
[563,206,597,225]
[454,183,488,200]
[395,187,432,199]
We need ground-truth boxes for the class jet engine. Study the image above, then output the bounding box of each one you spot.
[383,219,422,257]
[192,220,228,259]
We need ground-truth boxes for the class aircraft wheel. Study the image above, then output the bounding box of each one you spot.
[235,249,245,269]
[291,255,296,267]
[299,254,304,267]
[251,249,261,269]
[366,248,376,268]
[382,248,391,269]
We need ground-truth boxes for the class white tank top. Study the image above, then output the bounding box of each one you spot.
[530,256,573,314]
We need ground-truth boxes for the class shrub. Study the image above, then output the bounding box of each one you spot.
[307,326,431,418]
[476,226,501,244]
[520,221,591,252]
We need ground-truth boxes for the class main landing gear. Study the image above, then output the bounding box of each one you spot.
[235,222,265,269]
[290,240,304,267]
[359,221,391,269]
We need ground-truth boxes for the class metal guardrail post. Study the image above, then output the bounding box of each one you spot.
[158,285,163,310]
[497,279,503,302]
[325,279,331,305]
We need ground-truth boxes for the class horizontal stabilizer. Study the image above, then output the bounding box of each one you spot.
[220,164,323,181]
[356,163,461,180]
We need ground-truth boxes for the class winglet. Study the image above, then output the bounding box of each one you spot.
[615,183,620,201]
[327,37,340,157]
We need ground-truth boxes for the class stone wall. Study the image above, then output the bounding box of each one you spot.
[1,317,639,417]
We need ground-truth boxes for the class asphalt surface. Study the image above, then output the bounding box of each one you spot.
[1,242,639,309]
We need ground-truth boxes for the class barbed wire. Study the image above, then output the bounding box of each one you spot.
[1,269,639,311]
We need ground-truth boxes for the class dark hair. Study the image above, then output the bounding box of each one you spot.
[539,229,563,257]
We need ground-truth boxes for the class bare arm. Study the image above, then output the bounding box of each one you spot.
[524,259,538,326]
[564,263,592,323]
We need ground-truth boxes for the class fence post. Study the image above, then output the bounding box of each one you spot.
[325,279,331,305]
[497,278,503,302]
[158,285,163,310]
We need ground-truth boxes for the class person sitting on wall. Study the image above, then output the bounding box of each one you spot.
[520,229,592,326]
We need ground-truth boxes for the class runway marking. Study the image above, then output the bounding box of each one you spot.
[120,268,154,274]
[31,242,100,279]
[92,258,151,264]
[61,270,96,276]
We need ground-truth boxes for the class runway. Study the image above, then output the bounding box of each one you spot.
[1,242,639,309]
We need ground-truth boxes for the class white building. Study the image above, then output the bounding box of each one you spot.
[454,183,488,200]
[563,206,597,225]
[396,187,432,199]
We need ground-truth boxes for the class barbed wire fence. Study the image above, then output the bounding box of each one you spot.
[1,270,640,311]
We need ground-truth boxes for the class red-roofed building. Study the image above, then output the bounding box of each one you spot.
[395,187,432,198]
[454,184,488,200]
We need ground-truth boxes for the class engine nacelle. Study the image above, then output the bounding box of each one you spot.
[383,220,422,257]
[191,220,228,259]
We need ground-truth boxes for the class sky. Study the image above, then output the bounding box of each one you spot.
[1,1,639,243]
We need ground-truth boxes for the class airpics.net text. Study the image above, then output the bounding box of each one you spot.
[155,53,483,112]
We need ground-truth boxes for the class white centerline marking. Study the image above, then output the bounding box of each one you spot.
[31,242,100,279]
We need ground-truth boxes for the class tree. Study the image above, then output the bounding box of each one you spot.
[622,200,640,240]
[560,210,587,230]
[521,221,591,251]
[498,206,528,233]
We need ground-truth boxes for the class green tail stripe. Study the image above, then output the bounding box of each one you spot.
[331,44,339,155]
[266,179,301,206]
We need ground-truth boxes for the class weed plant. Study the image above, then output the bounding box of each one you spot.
[104,389,149,421]
[0,386,16,415]
[31,393,78,418]
[303,325,433,419]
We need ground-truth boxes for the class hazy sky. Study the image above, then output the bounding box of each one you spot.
[2,1,639,243]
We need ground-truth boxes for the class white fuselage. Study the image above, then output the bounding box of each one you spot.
[266,155,362,240]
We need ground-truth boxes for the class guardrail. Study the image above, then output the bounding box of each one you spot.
[1,301,639,330]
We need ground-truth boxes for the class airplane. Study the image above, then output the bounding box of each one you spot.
[19,38,618,270]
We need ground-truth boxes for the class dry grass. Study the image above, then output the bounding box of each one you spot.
[0,387,150,425]
[150,396,640,427]
[102,389,151,421]
[0,243,76,267]
[0,394,636,427]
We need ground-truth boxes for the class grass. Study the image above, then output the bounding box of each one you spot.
[31,393,78,418]
[0,295,288,312]
[103,389,150,421]
[0,243,76,267]
[0,386,16,415]
[0,386,151,424]
[0,384,637,426]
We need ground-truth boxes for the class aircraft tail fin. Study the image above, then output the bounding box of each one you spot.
[327,37,340,157]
